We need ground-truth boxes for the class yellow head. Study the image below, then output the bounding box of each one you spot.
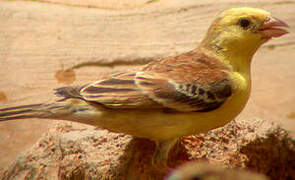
[201,7,288,69]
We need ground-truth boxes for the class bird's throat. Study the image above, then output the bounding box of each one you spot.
[200,45,252,77]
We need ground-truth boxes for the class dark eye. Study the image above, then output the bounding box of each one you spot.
[238,18,251,28]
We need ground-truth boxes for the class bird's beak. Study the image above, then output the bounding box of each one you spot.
[259,16,289,39]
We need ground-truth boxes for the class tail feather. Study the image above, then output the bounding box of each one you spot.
[0,98,95,122]
[0,104,47,121]
[55,86,84,100]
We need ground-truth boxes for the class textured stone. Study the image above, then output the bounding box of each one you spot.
[1,117,294,179]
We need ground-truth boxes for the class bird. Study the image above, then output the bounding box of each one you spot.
[0,7,288,169]
[166,161,269,180]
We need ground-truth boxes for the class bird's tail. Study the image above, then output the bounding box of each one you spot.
[0,103,53,121]
[0,98,99,123]
[0,86,89,121]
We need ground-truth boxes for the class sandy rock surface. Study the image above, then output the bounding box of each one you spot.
[1,113,294,179]
[0,0,294,179]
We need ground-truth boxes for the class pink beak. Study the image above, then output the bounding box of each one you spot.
[259,16,289,39]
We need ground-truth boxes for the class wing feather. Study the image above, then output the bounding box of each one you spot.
[55,49,233,112]
[135,49,233,112]
[79,72,161,108]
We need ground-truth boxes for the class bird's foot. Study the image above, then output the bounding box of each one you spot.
[151,138,180,172]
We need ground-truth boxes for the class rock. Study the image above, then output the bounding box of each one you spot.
[1,117,294,180]
[183,118,295,180]
[1,123,134,180]
[166,161,269,180]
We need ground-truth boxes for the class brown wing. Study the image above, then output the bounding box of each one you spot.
[76,72,162,109]
[135,49,232,112]
[55,49,232,112]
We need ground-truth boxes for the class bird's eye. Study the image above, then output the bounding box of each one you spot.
[238,18,251,28]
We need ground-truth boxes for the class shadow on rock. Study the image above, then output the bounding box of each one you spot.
[240,128,295,180]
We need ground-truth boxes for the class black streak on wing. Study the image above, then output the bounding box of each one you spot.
[155,91,207,110]
[98,78,134,85]
[136,76,152,81]
[191,85,198,96]
[215,84,232,99]
[155,79,232,112]
[138,81,155,86]
[55,86,84,99]
[83,86,136,94]
[196,102,223,112]
[198,88,205,95]
[206,91,216,100]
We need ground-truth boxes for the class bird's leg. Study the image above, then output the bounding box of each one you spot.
[152,138,179,170]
